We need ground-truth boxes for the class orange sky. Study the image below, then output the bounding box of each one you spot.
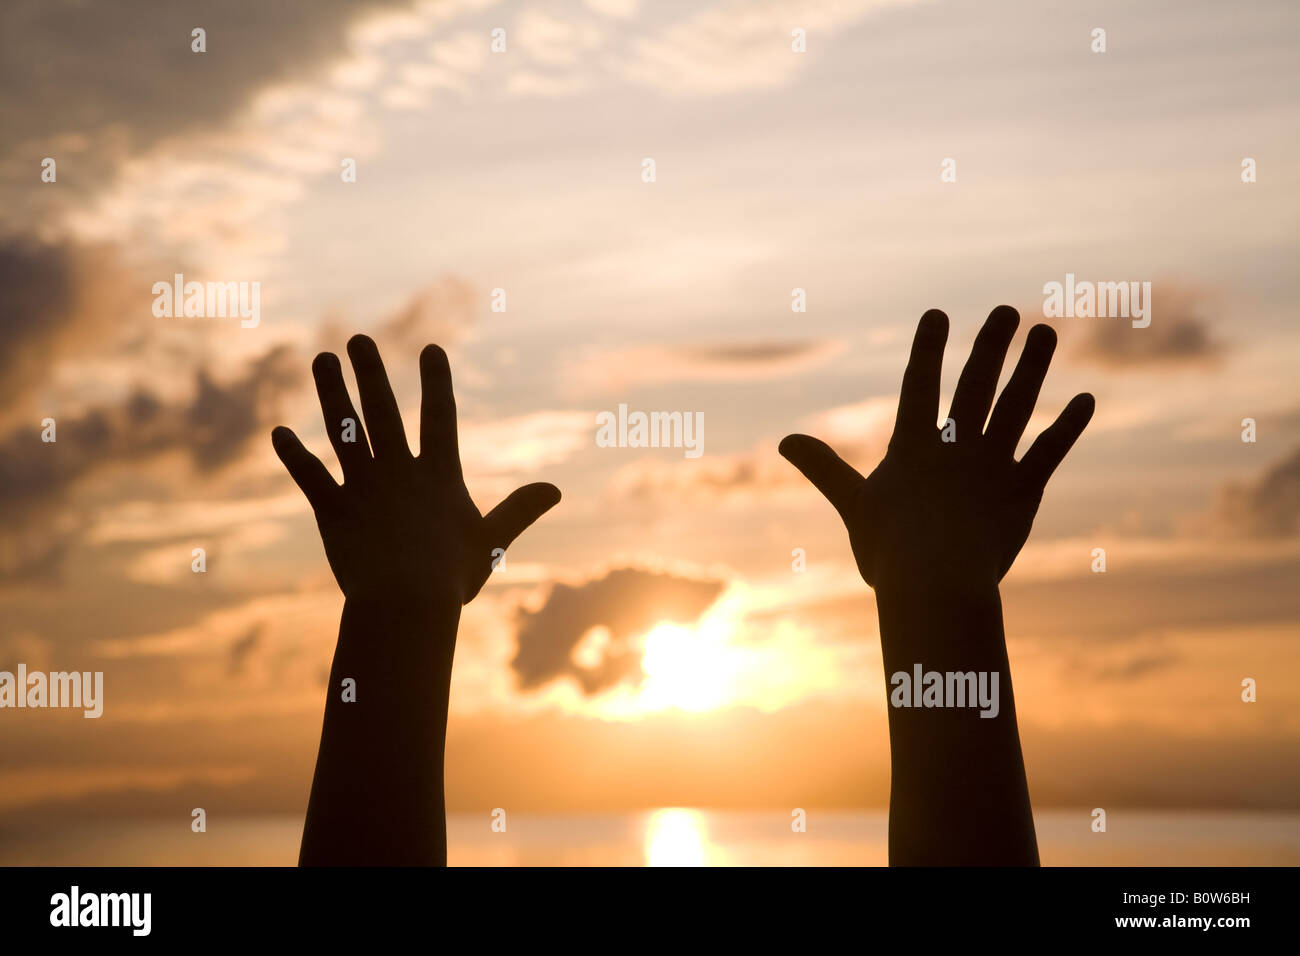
[1,0,1299,837]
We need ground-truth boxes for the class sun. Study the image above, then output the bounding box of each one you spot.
[638,619,732,713]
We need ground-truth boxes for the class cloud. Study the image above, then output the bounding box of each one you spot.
[227,624,265,677]
[0,765,259,816]
[1213,444,1300,538]
[21,4,507,272]
[460,411,595,476]
[0,0,409,224]
[800,396,896,460]
[607,447,796,504]
[504,70,593,98]
[583,0,640,19]
[512,567,725,694]
[0,347,301,579]
[317,276,478,354]
[1060,641,1182,683]
[566,338,843,394]
[0,633,52,673]
[0,237,139,417]
[1071,282,1224,368]
[0,346,300,516]
[513,10,604,69]
[378,276,477,345]
[620,0,915,95]
[606,396,892,506]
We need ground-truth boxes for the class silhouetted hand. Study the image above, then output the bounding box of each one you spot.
[780,306,1091,864]
[780,306,1093,595]
[271,335,560,605]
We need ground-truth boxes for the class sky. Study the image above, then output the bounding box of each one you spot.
[1,0,1299,841]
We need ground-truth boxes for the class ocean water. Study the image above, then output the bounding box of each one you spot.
[1,810,1298,866]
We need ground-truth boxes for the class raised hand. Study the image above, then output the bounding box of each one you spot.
[780,306,1093,596]
[271,334,560,605]
[780,305,1093,865]
[278,335,561,865]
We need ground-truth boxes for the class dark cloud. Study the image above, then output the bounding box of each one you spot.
[1071,282,1223,368]
[0,346,300,579]
[572,337,844,394]
[0,0,409,215]
[512,567,725,694]
[0,346,299,516]
[0,237,139,415]
[1214,444,1300,538]
[1003,556,1300,640]
[227,624,264,677]
[678,340,831,366]
[1062,648,1182,683]
[188,348,301,468]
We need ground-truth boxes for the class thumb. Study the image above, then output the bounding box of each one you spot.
[483,482,562,550]
[778,434,863,516]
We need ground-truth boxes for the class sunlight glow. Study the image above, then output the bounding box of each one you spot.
[639,621,731,712]
[643,808,710,867]
[527,582,857,722]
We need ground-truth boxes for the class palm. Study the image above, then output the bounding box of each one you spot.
[782,307,1093,593]
[844,441,1036,591]
[313,463,485,602]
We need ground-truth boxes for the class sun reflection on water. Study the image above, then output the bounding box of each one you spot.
[643,808,712,866]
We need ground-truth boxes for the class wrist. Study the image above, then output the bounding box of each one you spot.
[873,578,1000,613]
[343,582,463,612]
[337,590,460,672]
[874,580,1005,667]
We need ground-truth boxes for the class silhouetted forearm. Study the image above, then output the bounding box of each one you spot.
[299,592,458,866]
[875,583,1038,866]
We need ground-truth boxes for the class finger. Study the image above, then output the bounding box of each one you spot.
[947,304,1019,439]
[984,323,1058,458]
[892,309,949,447]
[419,344,461,477]
[779,434,864,516]
[271,426,338,510]
[483,482,562,550]
[1019,393,1095,491]
[312,351,369,481]
[347,334,410,460]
